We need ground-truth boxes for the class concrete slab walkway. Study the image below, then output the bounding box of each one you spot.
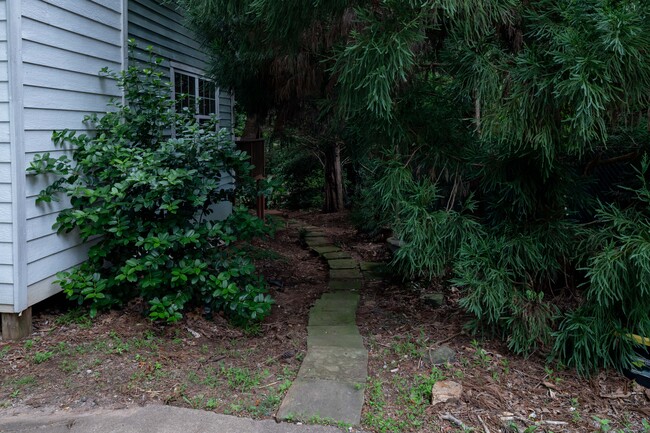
[277,226,367,426]
[0,405,345,433]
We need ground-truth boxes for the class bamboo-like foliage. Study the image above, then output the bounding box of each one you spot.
[344,0,650,371]
[554,157,650,374]
[179,0,650,373]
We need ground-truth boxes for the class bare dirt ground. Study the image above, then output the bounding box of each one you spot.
[1,210,649,432]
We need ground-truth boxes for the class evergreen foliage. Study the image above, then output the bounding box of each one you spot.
[554,156,650,374]
[27,49,273,324]
[340,0,650,372]
[179,0,650,373]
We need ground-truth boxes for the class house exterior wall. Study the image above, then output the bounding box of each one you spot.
[0,0,13,311]
[21,0,125,309]
[0,0,234,315]
[128,0,232,129]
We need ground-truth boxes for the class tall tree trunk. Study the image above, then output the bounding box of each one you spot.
[323,141,344,213]
[242,114,262,139]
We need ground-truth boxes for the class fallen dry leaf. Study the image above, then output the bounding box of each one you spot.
[599,391,631,399]
[543,381,557,390]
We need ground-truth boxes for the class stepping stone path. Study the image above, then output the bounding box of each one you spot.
[277,224,367,426]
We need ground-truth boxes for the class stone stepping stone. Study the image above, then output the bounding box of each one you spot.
[327,259,358,270]
[322,251,352,260]
[310,304,358,318]
[329,269,362,280]
[308,309,356,326]
[308,324,360,337]
[328,279,362,291]
[311,245,340,255]
[276,378,364,425]
[307,332,364,349]
[307,326,363,350]
[360,261,387,272]
[297,346,368,382]
[320,291,360,305]
[312,298,357,310]
[304,232,327,238]
[305,237,331,247]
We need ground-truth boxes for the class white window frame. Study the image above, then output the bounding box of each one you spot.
[170,62,219,122]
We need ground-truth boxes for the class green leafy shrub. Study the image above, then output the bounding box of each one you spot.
[27,48,273,324]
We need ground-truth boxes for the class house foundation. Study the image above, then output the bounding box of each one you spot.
[1,308,32,340]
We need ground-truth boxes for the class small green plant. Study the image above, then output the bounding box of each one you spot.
[23,340,34,351]
[227,402,243,414]
[391,338,421,358]
[593,416,612,433]
[641,418,650,433]
[471,340,491,367]
[221,365,265,392]
[544,366,562,384]
[205,398,218,410]
[408,368,445,406]
[569,397,582,423]
[55,308,92,328]
[109,333,130,355]
[182,394,205,409]
[0,346,9,360]
[13,376,36,387]
[500,358,510,375]
[59,359,78,373]
[55,342,69,355]
[278,379,293,393]
[305,415,352,429]
[32,351,53,364]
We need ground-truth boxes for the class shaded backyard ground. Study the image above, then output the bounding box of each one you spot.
[1,211,649,432]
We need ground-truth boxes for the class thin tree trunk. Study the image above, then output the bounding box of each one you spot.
[323,141,344,212]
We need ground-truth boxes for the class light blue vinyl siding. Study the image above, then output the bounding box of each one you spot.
[128,0,207,74]
[128,0,233,128]
[1,0,231,314]
[0,0,12,310]
[22,0,122,292]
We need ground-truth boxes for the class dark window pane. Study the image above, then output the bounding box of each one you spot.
[174,72,194,112]
[198,79,216,116]
[188,76,196,112]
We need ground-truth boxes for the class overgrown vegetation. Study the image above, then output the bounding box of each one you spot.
[27,47,273,325]
[344,0,650,375]
[265,136,324,210]
[173,0,650,374]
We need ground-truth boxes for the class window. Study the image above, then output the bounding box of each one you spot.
[172,69,217,121]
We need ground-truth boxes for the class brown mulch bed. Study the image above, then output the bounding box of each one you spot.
[1,209,649,433]
[0,217,326,419]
